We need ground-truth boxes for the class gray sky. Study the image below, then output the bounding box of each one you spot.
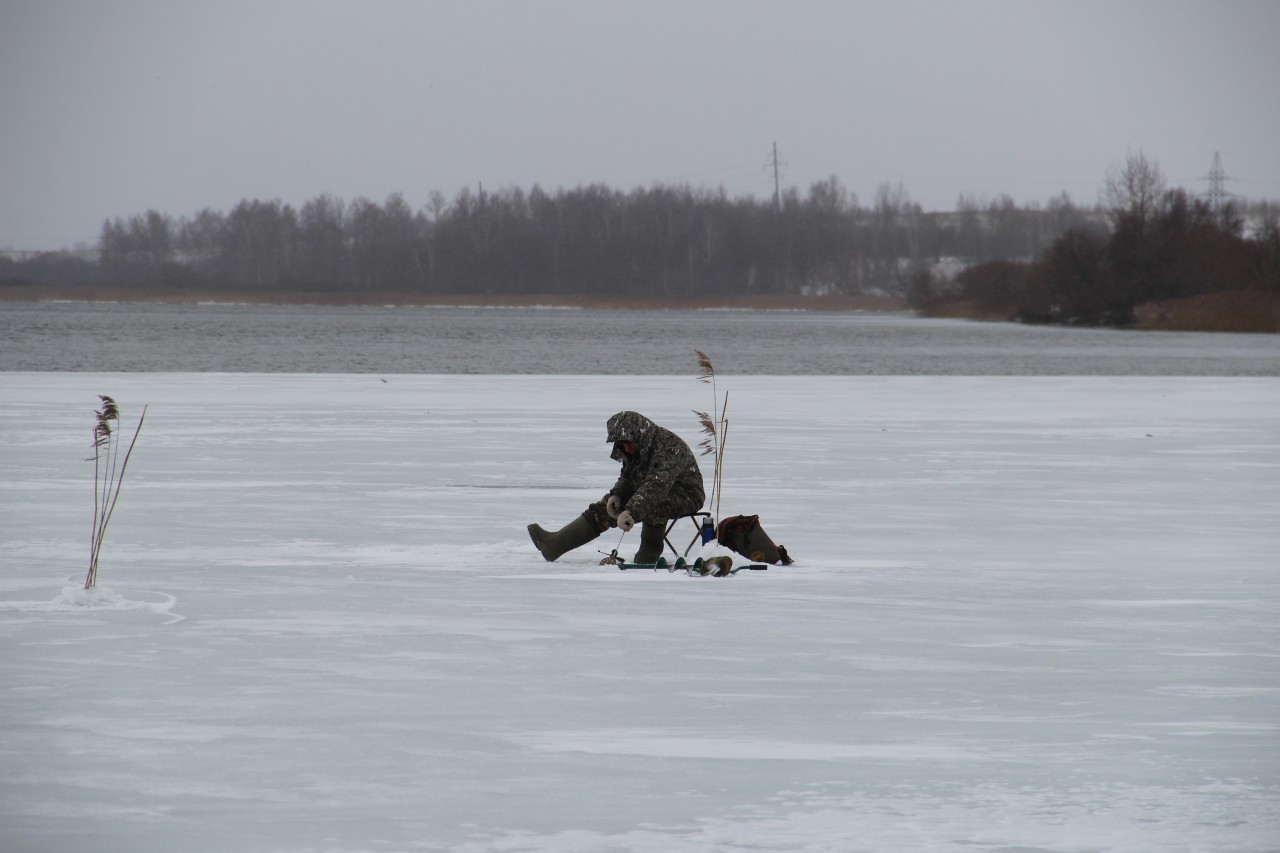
[2,0,1278,251]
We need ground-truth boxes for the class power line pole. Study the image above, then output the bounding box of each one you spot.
[766,142,787,293]
[771,142,782,212]
[1203,151,1232,217]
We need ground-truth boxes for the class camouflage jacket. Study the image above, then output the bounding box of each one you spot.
[604,411,705,522]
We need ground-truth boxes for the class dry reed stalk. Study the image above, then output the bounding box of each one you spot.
[86,395,146,589]
[693,350,729,524]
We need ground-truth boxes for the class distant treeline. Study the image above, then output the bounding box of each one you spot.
[7,178,1100,298]
[3,156,1277,327]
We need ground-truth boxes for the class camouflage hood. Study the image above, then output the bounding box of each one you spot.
[606,411,659,462]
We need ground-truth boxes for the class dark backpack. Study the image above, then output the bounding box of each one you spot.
[715,514,794,565]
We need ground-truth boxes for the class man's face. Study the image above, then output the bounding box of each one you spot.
[620,441,638,456]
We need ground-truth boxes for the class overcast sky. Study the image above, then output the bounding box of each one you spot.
[2,0,1278,250]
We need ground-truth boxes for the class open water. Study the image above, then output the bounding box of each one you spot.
[2,300,1278,375]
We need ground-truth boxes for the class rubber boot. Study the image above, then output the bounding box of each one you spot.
[528,514,601,562]
[633,521,666,565]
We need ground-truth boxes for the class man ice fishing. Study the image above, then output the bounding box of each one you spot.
[528,410,705,563]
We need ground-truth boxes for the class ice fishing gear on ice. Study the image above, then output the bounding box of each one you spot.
[715,514,794,565]
[615,555,767,576]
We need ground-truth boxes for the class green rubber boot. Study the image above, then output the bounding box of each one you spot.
[633,522,666,565]
[528,514,601,562]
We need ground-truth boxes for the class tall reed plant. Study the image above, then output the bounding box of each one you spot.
[693,350,728,524]
[86,395,146,589]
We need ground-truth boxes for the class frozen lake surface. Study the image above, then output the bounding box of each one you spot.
[2,373,1278,852]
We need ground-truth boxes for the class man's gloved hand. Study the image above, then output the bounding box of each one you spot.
[616,510,636,532]
[606,495,623,519]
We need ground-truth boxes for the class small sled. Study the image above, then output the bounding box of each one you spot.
[617,555,767,577]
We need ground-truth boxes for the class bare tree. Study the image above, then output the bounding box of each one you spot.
[1103,150,1166,234]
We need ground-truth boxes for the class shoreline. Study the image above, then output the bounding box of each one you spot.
[0,284,906,313]
[5,283,1274,332]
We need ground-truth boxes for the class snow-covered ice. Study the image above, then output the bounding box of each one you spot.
[2,373,1278,852]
